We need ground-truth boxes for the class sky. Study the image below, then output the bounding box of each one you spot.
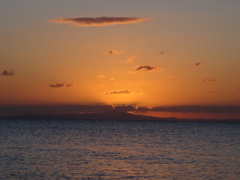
[1,0,240,119]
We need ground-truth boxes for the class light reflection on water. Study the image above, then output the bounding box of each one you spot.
[0,119,240,179]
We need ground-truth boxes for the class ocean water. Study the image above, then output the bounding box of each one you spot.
[0,119,240,180]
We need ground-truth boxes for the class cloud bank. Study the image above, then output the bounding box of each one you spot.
[1,70,15,76]
[50,17,148,27]
[136,106,240,114]
[135,65,162,72]
[1,105,239,117]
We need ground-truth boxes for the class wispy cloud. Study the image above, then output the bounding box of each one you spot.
[202,78,216,82]
[49,83,75,88]
[97,74,106,80]
[50,17,149,27]
[1,70,15,76]
[105,50,125,55]
[104,89,142,95]
[66,84,75,88]
[125,56,135,64]
[135,65,163,72]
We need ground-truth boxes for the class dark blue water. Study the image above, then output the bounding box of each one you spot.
[0,119,240,179]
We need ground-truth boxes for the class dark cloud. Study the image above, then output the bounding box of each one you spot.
[50,17,149,27]
[49,83,75,88]
[137,106,150,112]
[1,104,239,117]
[104,90,142,95]
[1,70,15,76]
[135,65,162,72]
[0,105,113,116]
[202,78,216,82]
[113,105,136,112]
[49,83,65,88]
[195,62,201,66]
[105,50,125,55]
[151,106,240,114]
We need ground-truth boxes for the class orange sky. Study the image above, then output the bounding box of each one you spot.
[1,0,240,119]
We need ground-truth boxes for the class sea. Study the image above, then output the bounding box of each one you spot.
[0,119,240,180]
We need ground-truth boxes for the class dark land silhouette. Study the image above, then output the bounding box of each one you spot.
[1,111,239,122]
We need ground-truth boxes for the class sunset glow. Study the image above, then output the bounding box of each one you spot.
[1,0,240,120]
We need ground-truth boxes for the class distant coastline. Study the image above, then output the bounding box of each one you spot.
[1,111,239,122]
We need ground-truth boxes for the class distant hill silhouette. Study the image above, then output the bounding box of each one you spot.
[1,111,175,121]
[0,111,239,122]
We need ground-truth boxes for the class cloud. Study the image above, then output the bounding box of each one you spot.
[137,106,151,112]
[105,50,125,55]
[150,106,240,114]
[49,83,75,88]
[125,56,135,64]
[97,74,106,80]
[104,89,142,95]
[1,70,15,76]
[50,17,149,27]
[195,62,201,66]
[135,65,163,72]
[66,84,75,88]
[0,105,114,116]
[49,83,65,88]
[202,78,216,82]
[113,105,136,112]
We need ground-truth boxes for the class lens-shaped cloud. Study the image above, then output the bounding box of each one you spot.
[49,83,65,88]
[50,17,149,27]
[135,65,163,72]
